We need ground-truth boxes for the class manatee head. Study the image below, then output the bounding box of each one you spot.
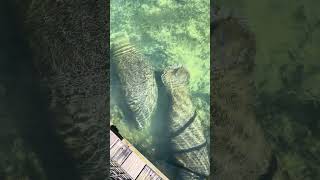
[110,31,136,58]
[161,64,190,91]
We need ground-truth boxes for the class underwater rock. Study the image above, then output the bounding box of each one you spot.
[211,5,274,180]
[111,33,158,129]
[161,65,210,179]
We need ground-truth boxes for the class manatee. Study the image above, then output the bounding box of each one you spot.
[161,65,210,179]
[111,33,158,129]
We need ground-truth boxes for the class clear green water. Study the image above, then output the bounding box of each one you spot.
[110,0,210,179]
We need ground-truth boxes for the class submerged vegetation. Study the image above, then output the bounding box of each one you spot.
[111,0,210,93]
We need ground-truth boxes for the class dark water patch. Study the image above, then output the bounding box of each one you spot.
[0,1,80,179]
[258,154,278,180]
[256,89,320,179]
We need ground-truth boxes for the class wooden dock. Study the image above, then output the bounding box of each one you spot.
[110,129,169,180]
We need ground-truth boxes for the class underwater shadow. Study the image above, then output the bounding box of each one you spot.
[150,71,172,158]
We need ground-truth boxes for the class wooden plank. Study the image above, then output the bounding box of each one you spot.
[112,146,132,165]
[121,153,146,179]
[122,139,169,180]
[110,160,133,179]
[136,165,162,180]
[110,130,120,148]
[110,139,128,159]
[110,130,169,180]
